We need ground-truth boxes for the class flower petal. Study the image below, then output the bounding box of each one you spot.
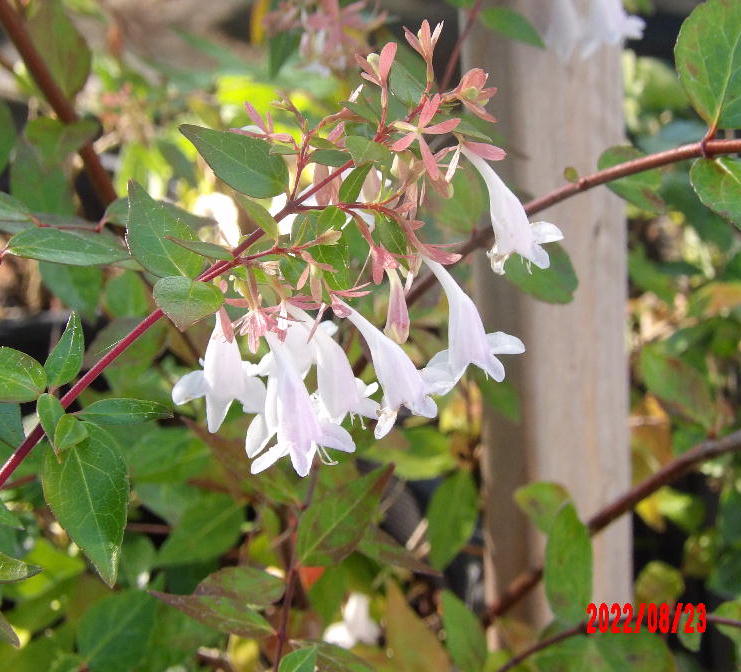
[172,370,206,405]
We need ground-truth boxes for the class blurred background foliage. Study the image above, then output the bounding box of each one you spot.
[0,0,738,671]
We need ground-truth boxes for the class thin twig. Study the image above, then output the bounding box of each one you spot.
[495,621,586,672]
[483,430,741,625]
[0,0,118,206]
[707,614,741,630]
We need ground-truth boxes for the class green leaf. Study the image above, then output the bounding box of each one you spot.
[84,318,167,375]
[153,276,224,331]
[344,136,392,166]
[25,118,98,165]
[0,550,41,583]
[476,376,521,423]
[237,195,280,239]
[639,345,715,430]
[126,181,204,278]
[77,590,157,672]
[156,493,244,566]
[269,30,301,78]
[0,403,24,452]
[297,465,393,566]
[427,470,478,570]
[0,193,33,234]
[480,7,545,48]
[358,526,440,576]
[195,565,285,607]
[304,641,374,672]
[44,313,84,388]
[53,415,89,455]
[514,482,571,534]
[0,347,47,402]
[678,610,702,652]
[166,237,234,261]
[598,145,665,213]
[544,502,592,625]
[675,0,741,129]
[11,138,73,215]
[104,271,150,317]
[279,646,317,672]
[0,101,16,173]
[628,246,676,304]
[338,163,373,203]
[504,243,578,304]
[440,590,487,672]
[180,124,288,198]
[713,600,741,646]
[7,228,129,266]
[151,589,273,639]
[634,560,684,605]
[0,500,22,529]
[40,263,102,319]
[77,398,173,425]
[690,157,741,225]
[42,424,129,586]
[311,149,352,167]
[27,0,91,98]
[0,611,19,648]
[389,60,426,107]
[37,393,65,443]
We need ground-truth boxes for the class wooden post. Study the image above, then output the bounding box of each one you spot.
[463,0,632,625]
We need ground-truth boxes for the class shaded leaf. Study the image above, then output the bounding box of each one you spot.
[40,263,102,319]
[713,600,741,646]
[0,611,19,648]
[0,500,22,529]
[153,276,224,331]
[598,146,664,213]
[0,192,33,234]
[104,271,150,317]
[690,157,741,225]
[514,482,571,534]
[634,560,684,605]
[0,101,16,173]
[194,565,285,607]
[78,398,172,425]
[358,526,440,576]
[504,243,578,304]
[440,590,487,672]
[269,30,301,78]
[42,424,129,586]
[480,7,544,48]
[53,415,89,456]
[279,646,317,672]
[44,313,84,388]
[167,237,234,261]
[8,228,128,266]
[0,347,47,402]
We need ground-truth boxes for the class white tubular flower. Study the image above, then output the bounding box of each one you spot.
[581,0,645,58]
[461,145,563,275]
[193,192,241,248]
[172,317,266,433]
[323,593,381,650]
[421,259,525,395]
[248,333,355,477]
[543,0,582,63]
[339,301,436,439]
[286,306,380,423]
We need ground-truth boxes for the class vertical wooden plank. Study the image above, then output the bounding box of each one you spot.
[463,0,632,624]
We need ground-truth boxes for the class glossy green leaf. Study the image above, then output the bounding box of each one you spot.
[0,550,41,583]
[153,276,224,331]
[427,470,478,570]
[311,149,351,167]
[338,163,373,203]
[598,145,664,213]
[389,60,426,107]
[675,0,741,129]
[180,124,288,198]
[480,7,545,48]
[44,313,84,388]
[0,101,16,173]
[0,403,24,452]
[40,263,102,319]
[279,646,317,672]
[345,136,392,166]
[236,195,280,239]
[42,424,129,586]
[7,228,129,266]
[27,0,91,98]
[167,237,234,261]
[0,193,33,234]
[53,415,89,455]
[151,589,273,639]
[37,393,65,444]
[690,157,741,225]
[0,347,47,402]
[639,345,715,430]
[156,493,244,566]
[77,590,157,672]
[297,466,393,566]
[544,502,592,625]
[77,398,172,425]
[514,482,571,534]
[440,590,487,672]
[126,181,203,277]
[195,565,285,607]
[504,243,578,304]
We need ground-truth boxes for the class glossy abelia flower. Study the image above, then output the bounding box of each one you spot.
[323,593,381,649]
[383,267,410,344]
[247,333,355,477]
[340,300,436,439]
[581,0,645,58]
[403,19,443,84]
[447,68,498,123]
[172,315,266,432]
[461,145,563,274]
[421,259,525,395]
[543,0,582,63]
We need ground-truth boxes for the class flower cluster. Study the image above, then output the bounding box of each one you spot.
[543,0,645,63]
[172,22,562,476]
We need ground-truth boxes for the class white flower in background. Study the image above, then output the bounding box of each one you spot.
[323,593,381,649]
[172,315,266,432]
[543,0,645,63]
[461,145,563,274]
[340,301,436,439]
[193,192,241,248]
[580,0,646,58]
[421,259,525,395]
[248,332,355,477]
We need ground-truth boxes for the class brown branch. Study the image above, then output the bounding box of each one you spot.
[0,0,117,206]
[483,429,741,625]
[406,137,741,307]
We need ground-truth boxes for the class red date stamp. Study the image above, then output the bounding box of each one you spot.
[586,602,706,635]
